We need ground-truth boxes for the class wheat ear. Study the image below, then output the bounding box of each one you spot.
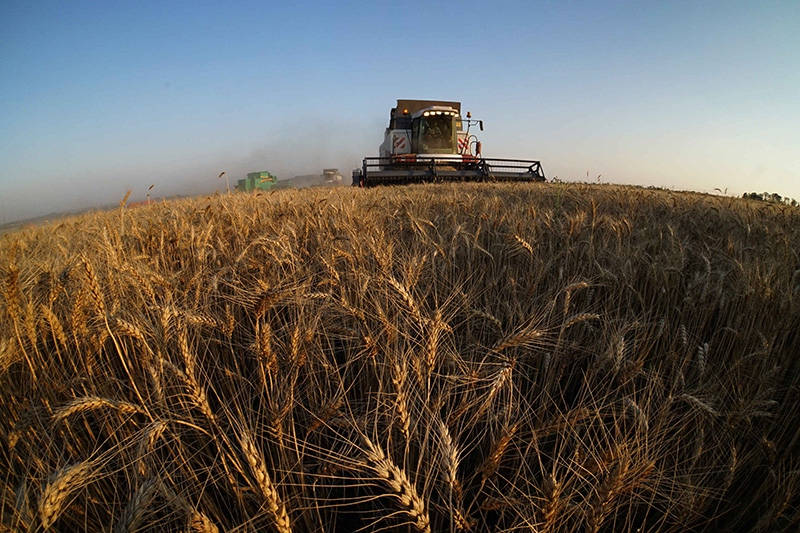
[481,422,519,481]
[162,484,220,533]
[387,276,422,322]
[53,396,141,422]
[540,473,564,531]
[80,257,106,316]
[239,432,291,533]
[114,478,157,533]
[514,234,534,255]
[189,509,220,533]
[392,360,411,438]
[586,457,629,533]
[113,316,147,343]
[136,420,168,476]
[175,326,216,422]
[38,461,94,529]
[425,310,450,371]
[437,419,472,530]
[40,304,68,348]
[362,437,431,533]
[492,329,542,353]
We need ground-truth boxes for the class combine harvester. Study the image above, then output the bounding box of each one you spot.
[353,99,546,187]
[237,169,344,191]
[286,168,344,188]
[237,171,278,191]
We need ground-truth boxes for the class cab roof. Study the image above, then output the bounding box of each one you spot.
[392,99,461,118]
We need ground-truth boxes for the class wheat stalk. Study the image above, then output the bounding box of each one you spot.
[696,342,708,378]
[562,280,590,318]
[223,304,235,338]
[289,323,306,368]
[624,397,648,431]
[146,357,165,406]
[182,311,219,329]
[174,324,216,422]
[469,360,515,426]
[163,360,216,422]
[0,337,18,377]
[177,322,196,377]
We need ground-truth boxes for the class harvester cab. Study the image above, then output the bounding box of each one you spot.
[353,99,545,187]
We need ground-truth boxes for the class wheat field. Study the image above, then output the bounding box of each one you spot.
[1,182,799,532]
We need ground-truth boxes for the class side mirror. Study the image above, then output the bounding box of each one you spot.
[479,120,484,131]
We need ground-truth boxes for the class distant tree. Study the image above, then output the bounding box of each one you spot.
[743,192,763,201]
[743,191,798,207]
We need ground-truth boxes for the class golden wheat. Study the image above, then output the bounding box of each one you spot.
[1,182,798,532]
[362,436,431,533]
[239,431,291,533]
[38,461,94,530]
[114,478,157,533]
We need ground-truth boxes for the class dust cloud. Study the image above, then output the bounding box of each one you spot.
[1,117,382,225]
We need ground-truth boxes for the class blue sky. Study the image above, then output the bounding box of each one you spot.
[1,1,798,222]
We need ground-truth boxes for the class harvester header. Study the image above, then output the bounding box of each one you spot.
[353,99,545,187]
